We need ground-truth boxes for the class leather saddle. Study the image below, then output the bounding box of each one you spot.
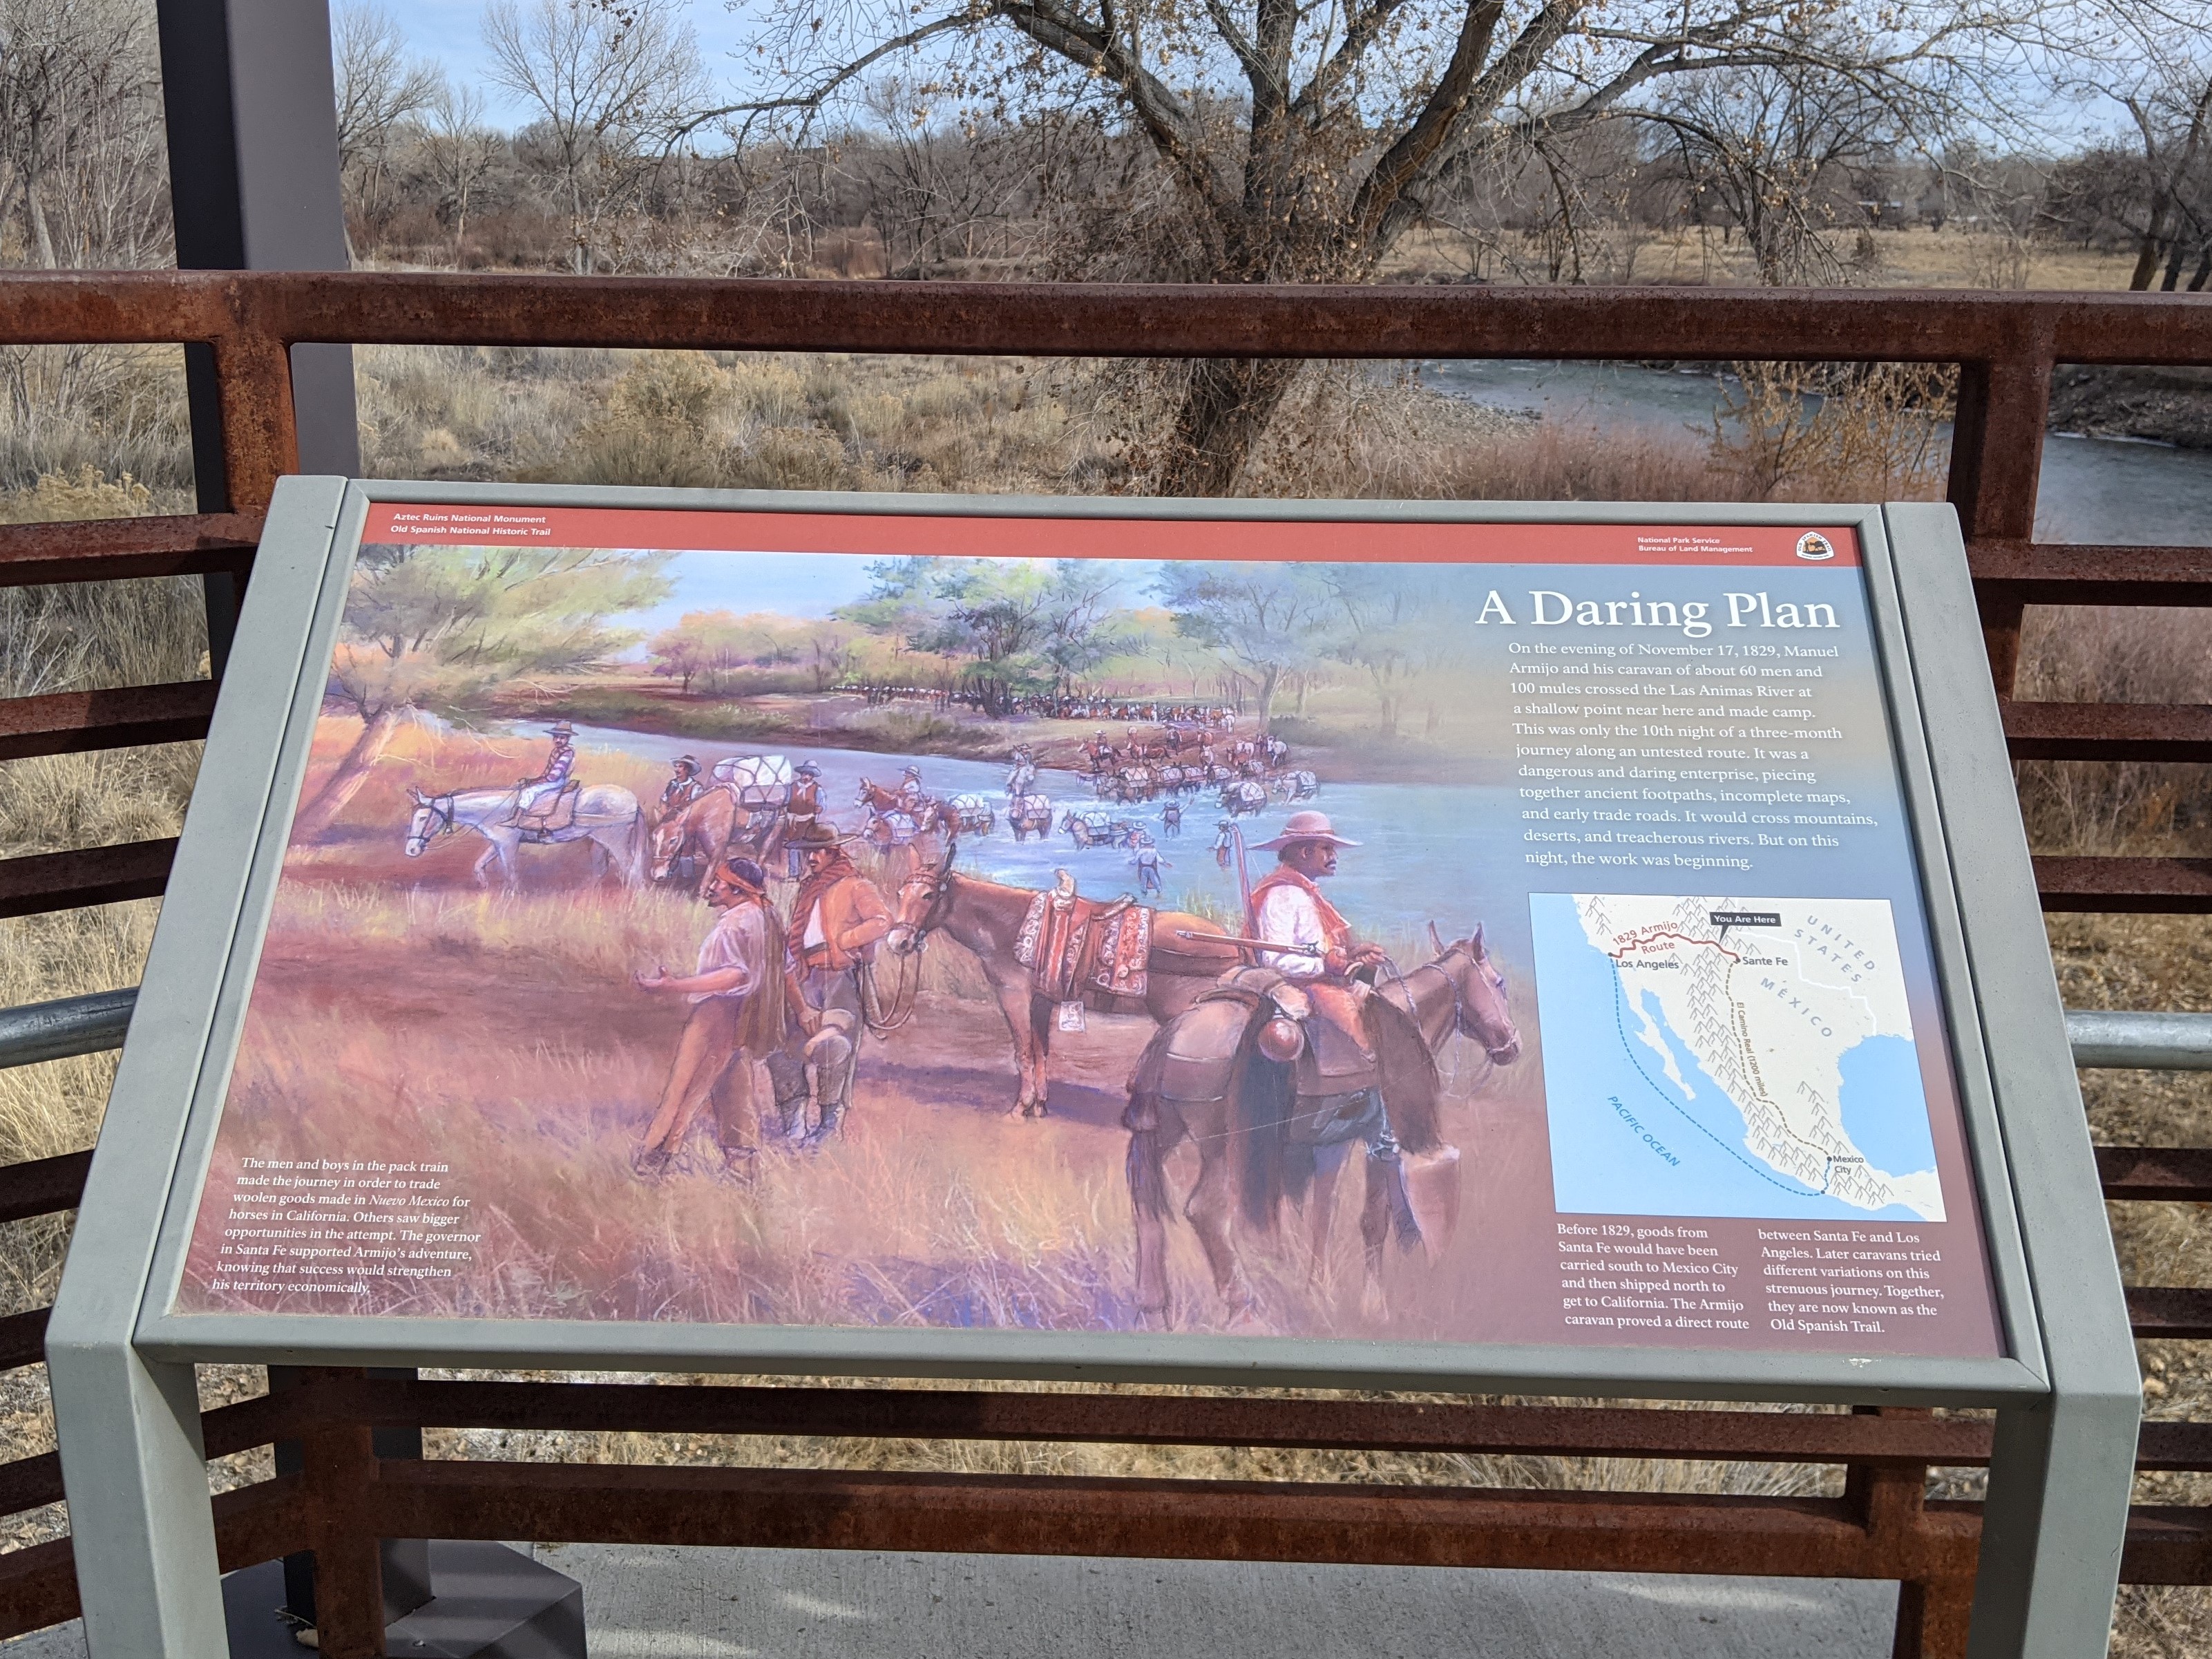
[1016,887,1153,1005]
[512,780,581,837]
[1154,965,1384,1107]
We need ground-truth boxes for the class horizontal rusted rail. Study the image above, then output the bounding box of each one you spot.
[0,682,216,763]
[2003,701,2212,764]
[3,271,2211,367]
[0,840,178,920]
[2032,857,2212,913]
[2121,1506,2212,1586]
[320,1376,1992,1467]
[2126,1287,2212,1339]
[0,1473,309,1639]
[0,1150,93,1222]
[2096,1145,2212,1200]
[0,513,258,588]
[1968,540,2212,609]
[365,1459,1982,1581]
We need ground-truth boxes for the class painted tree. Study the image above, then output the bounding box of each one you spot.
[1154,562,1332,730]
[841,556,1135,712]
[296,543,671,835]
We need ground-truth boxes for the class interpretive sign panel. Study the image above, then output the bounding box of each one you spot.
[157,494,2006,1364]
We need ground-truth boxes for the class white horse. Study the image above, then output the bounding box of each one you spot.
[404,785,645,889]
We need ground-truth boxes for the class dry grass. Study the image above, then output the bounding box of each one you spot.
[1379,224,2142,292]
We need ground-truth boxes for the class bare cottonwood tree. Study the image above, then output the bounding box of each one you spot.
[416,82,507,258]
[1650,43,1907,285]
[718,0,2021,491]
[484,0,711,272]
[2041,0,2211,290]
[0,0,168,269]
[334,1,441,242]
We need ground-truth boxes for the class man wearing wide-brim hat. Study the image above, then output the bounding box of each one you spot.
[767,819,890,1150]
[517,720,578,817]
[1247,811,1386,980]
[1246,810,1442,1252]
[631,855,790,1184]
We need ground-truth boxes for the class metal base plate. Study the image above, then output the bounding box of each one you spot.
[223,1542,583,1658]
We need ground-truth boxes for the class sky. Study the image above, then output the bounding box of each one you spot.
[379,0,2134,147]
[382,0,760,126]
[638,547,885,635]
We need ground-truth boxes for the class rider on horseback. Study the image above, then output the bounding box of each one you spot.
[1248,813,1386,980]
[661,755,705,815]
[787,760,824,827]
[515,722,578,826]
[1243,811,1424,1244]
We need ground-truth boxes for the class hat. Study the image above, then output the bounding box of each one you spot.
[902,764,922,778]
[546,721,575,737]
[674,754,699,772]
[714,855,769,891]
[1252,810,1360,852]
[794,759,821,775]
[785,820,854,849]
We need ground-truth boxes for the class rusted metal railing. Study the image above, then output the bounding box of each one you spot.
[3,270,2212,1658]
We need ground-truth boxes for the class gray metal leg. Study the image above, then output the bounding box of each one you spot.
[1965,1390,2139,1658]
[48,1341,227,1657]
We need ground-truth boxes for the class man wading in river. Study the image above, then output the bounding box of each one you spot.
[769,822,890,1149]
[632,857,794,1184]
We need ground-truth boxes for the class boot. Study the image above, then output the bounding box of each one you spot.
[1365,1115,1423,1251]
[799,1098,846,1152]
[770,1084,810,1144]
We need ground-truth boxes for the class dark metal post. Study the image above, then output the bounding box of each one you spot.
[153,0,360,676]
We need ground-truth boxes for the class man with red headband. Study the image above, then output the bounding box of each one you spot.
[633,855,790,1183]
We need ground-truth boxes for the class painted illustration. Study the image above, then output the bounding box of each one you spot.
[175,509,2002,1358]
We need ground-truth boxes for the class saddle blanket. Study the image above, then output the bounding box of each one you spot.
[1016,890,1152,1003]
[509,780,581,837]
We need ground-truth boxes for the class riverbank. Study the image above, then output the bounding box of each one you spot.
[486,682,1485,786]
[2048,366,2212,451]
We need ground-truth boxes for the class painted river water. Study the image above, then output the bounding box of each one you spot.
[529,722,1526,963]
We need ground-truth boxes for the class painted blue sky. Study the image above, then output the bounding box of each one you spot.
[631,549,1150,637]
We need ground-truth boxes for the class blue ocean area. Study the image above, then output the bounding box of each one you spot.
[1836,1035,1936,1177]
[1528,893,1932,1222]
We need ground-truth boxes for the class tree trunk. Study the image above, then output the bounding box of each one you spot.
[1156,358,1306,496]
[294,707,406,838]
[1255,663,1281,733]
[2131,198,2171,291]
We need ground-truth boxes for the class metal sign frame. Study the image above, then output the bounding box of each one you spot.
[47,477,2138,1657]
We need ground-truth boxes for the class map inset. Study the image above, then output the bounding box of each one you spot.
[1530,893,1945,1222]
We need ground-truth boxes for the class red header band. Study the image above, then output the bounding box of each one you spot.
[362,504,1862,569]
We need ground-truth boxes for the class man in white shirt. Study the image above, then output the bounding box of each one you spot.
[632,857,790,1182]
[1246,812,1386,980]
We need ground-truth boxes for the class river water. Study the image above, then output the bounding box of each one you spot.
[535,722,1523,959]
[1421,359,2212,545]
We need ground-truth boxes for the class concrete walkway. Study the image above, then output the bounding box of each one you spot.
[4,1545,1900,1658]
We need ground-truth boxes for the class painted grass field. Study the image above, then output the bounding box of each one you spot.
[180,716,1545,1340]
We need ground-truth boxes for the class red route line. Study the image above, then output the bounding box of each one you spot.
[1608,928,1742,963]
